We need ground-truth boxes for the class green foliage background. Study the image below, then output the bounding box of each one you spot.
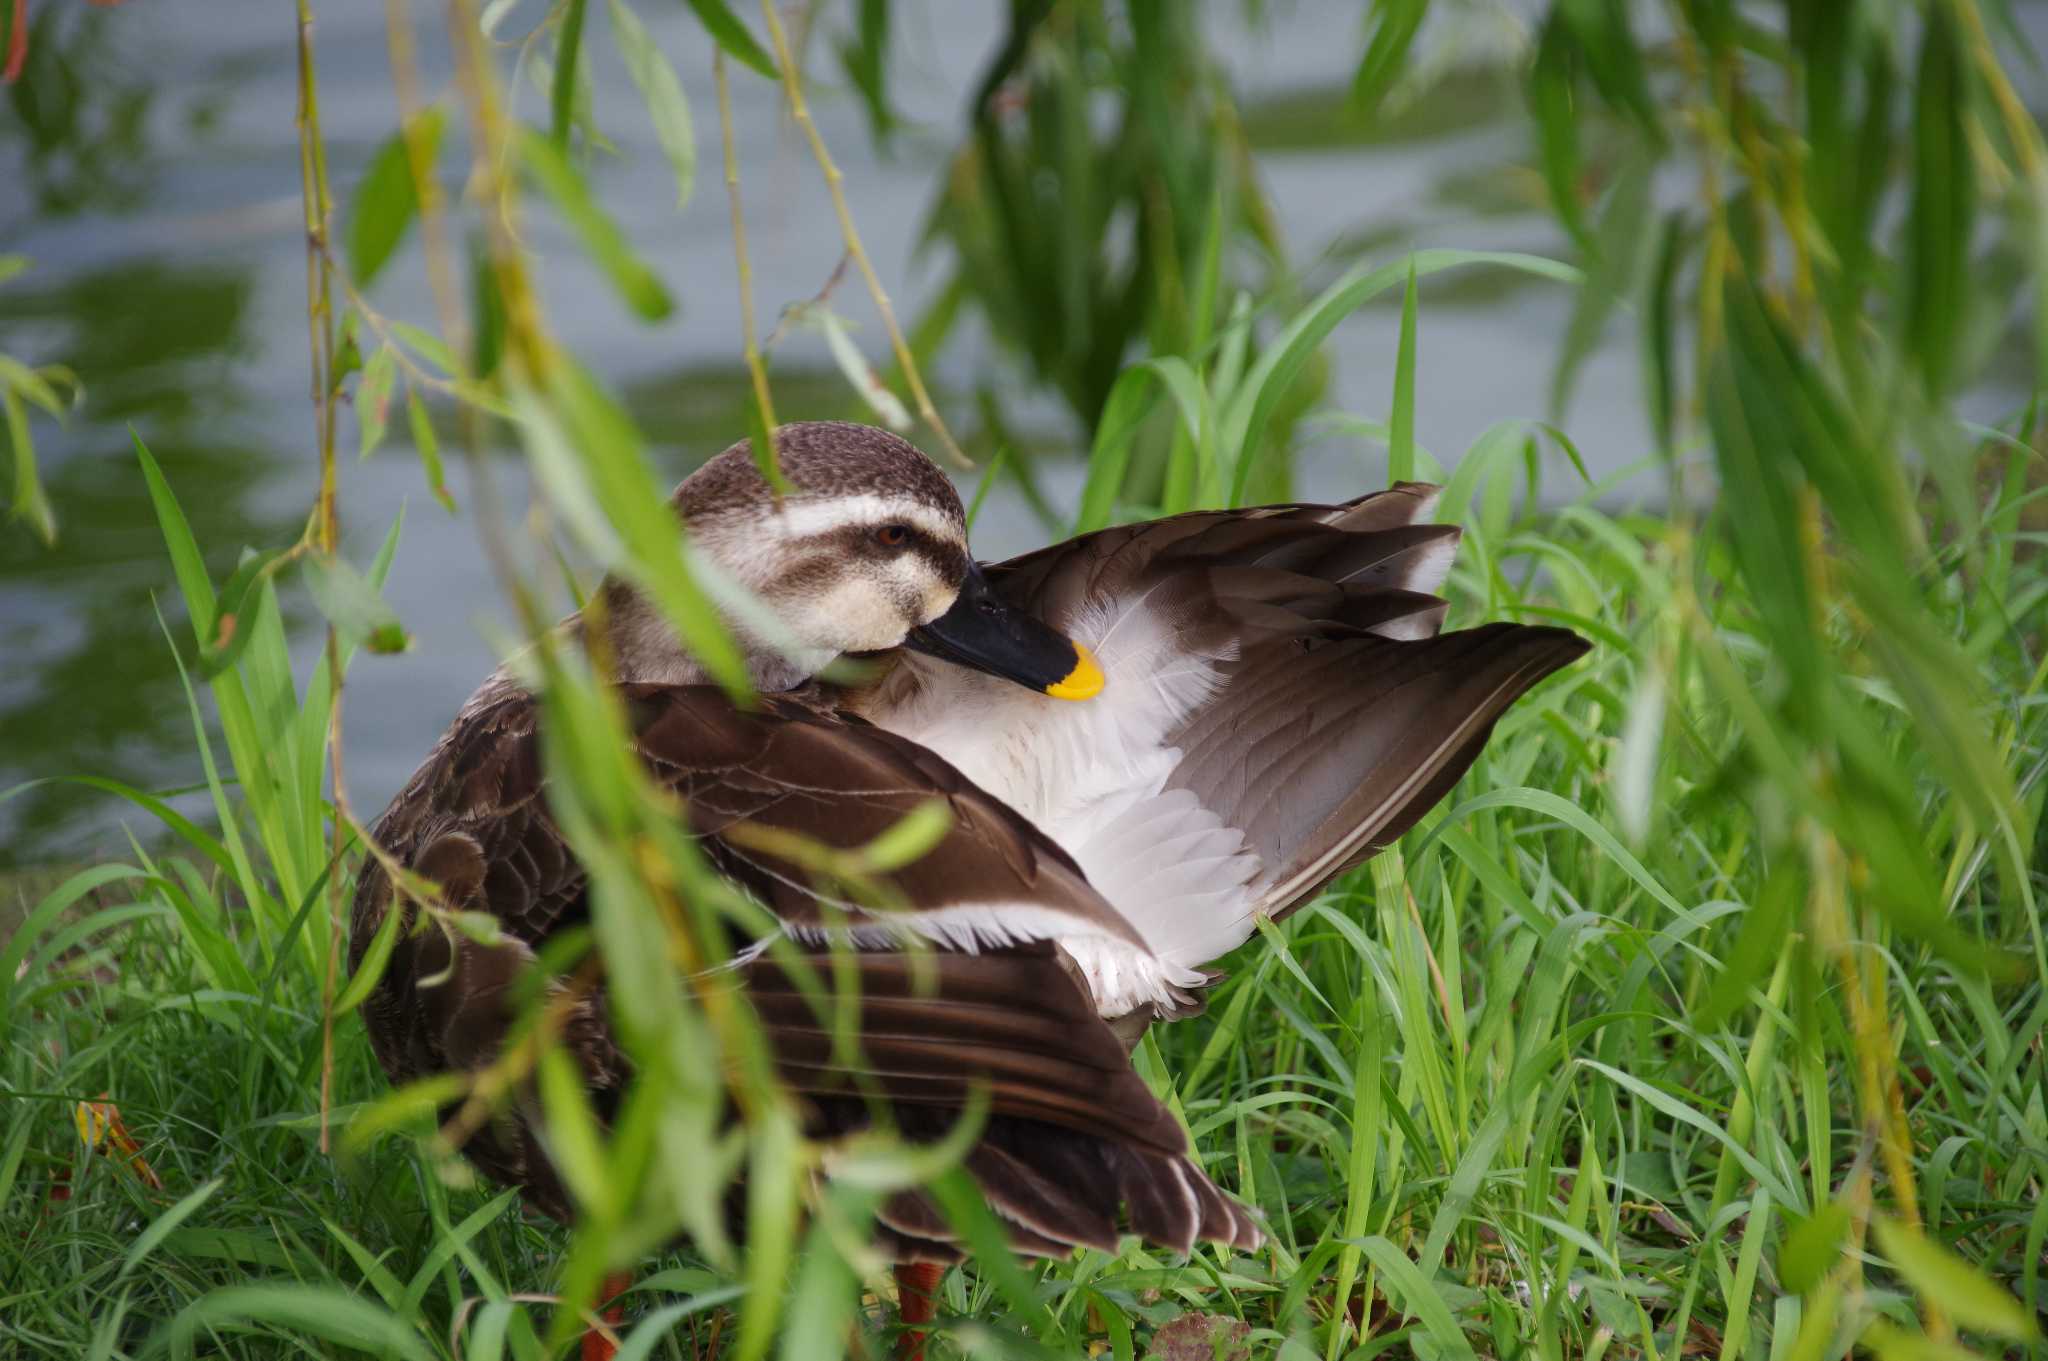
[3,2,2047,1359]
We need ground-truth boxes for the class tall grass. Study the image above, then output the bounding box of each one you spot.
[6,396,2042,1358]
[4,2,2046,1359]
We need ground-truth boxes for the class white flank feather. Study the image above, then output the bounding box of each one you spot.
[785,902,1204,1017]
[869,593,1266,1014]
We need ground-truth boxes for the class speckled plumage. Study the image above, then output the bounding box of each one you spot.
[673,421,966,534]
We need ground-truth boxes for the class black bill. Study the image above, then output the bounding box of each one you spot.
[906,561,1103,700]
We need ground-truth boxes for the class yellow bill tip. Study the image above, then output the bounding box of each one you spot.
[1045,641,1104,701]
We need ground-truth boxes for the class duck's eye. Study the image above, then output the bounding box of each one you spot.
[875,523,909,548]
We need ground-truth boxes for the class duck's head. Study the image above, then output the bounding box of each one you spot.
[658,421,1102,699]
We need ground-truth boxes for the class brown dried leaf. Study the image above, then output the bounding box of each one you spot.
[1147,1312,1251,1361]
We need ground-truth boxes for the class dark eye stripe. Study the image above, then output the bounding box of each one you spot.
[907,534,967,583]
[813,523,966,582]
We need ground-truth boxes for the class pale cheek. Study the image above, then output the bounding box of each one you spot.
[879,555,952,628]
[889,557,955,626]
[796,578,913,652]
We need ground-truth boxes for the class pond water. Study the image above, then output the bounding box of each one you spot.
[0,2,2028,864]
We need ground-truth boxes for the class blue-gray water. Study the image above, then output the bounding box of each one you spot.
[0,2,2024,863]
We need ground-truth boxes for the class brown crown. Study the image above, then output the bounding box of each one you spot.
[674,421,966,528]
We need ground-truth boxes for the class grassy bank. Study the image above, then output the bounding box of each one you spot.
[3,404,2043,1356]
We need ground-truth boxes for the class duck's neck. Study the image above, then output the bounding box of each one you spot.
[585,579,825,693]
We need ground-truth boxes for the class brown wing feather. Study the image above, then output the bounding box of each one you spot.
[623,688,1143,948]
[986,482,1446,602]
[348,677,1257,1253]
[1170,621,1589,926]
[743,943,1183,1155]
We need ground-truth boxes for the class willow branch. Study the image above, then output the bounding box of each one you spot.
[717,49,780,444]
[756,0,968,468]
[382,0,470,364]
[295,0,350,1156]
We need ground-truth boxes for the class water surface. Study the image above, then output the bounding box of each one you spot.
[5,3,2003,862]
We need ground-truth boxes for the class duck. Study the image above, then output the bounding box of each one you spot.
[347,419,1588,1356]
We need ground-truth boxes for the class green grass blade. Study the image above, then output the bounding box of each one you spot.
[1389,259,1418,484]
[120,1180,225,1280]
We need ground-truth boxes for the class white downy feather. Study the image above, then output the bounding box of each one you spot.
[781,901,1201,1019]
[868,594,1264,1014]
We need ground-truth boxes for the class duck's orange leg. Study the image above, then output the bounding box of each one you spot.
[579,1270,634,1361]
[894,1262,947,1361]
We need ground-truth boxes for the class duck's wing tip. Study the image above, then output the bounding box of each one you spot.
[872,1144,1262,1263]
[761,942,1258,1262]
